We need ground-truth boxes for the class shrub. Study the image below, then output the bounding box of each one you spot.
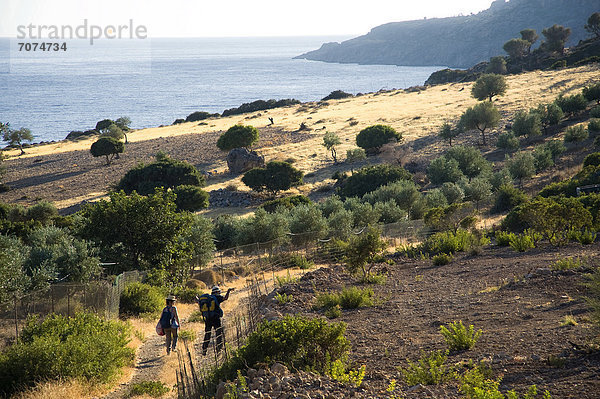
[564,125,589,143]
[445,145,492,179]
[272,253,314,270]
[506,152,536,185]
[496,132,520,152]
[185,111,219,122]
[420,229,488,256]
[363,180,421,211]
[275,270,299,287]
[261,195,311,213]
[288,204,328,245]
[543,139,566,158]
[345,226,387,280]
[554,93,587,116]
[374,201,407,224]
[533,103,564,130]
[533,146,554,172]
[438,122,461,147]
[471,74,507,102]
[95,119,114,131]
[588,119,600,134]
[441,182,465,204]
[173,185,209,211]
[568,229,597,245]
[324,305,342,319]
[550,257,585,271]
[25,200,58,224]
[322,90,353,101]
[128,381,170,398]
[217,124,259,151]
[401,350,453,386]
[509,234,535,252]
[173,118,185,125]
[495,231,516,246]
[583,152,600,168]
[173,287,203,303]
[339,164,412,198]
[116,154,205,195]
[242,161,303,195]
[550,60,567,69]
[486,56,507,74]
[432,253,453,266]
[327,360,365,388]
[583,83,600,104]
[512,110,541,138]
[345,148,367,164]
[215,315,349,382]
[275,292,293,305]
[356,125,402,153]
[425,189,449,208]
[0,313,134,396]
[90,137,124,165]
[440,321,482,351]
[316,286,374,310]
[428,157,463,185]
[591,106,600,118]
[221,99,300,117]
[120,282,164,316]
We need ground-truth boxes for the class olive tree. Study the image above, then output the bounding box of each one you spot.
[506,152,536,186]
[356,125,402,154]
[322,131,342,163]
[90,137,124,165]
[3,127,33,155]
[345,225,387,281]
[471,74,507,102]
[585,12,600,38]
[242,161,303,195]
[438,122,460,147]
[520,29,538,52]
[459,101,501,146]
[503,38,530,59]
[217,124,259,151]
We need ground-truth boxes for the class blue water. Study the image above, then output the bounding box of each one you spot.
[0,37,444,143]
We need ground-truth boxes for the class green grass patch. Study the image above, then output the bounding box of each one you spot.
[128,381,170,398]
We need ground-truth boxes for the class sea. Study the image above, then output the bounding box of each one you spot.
[0,36,444,144]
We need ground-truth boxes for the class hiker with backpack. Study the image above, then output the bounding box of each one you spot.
[196,286,234,355]
[159,295,180,355]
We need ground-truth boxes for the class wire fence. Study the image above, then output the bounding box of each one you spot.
[176,220,430,398]
[0,270,144,346]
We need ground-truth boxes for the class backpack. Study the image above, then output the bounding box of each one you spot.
[198,294,222,320]
[159,306,174,329]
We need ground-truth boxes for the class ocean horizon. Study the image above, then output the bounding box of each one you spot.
[0,36,445,144]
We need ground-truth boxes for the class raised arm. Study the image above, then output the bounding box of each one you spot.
[223,288,234,301]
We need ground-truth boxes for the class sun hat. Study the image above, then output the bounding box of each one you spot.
[166,294,177,302]
[211,286,221,295]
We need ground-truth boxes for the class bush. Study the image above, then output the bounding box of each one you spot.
[345,226,387,280]
[427,157,463,184]
[441,182,465,204]
[217,124,259,151]
[588,119,600,134]
[564,125,589,143]
[173,185,209,211]
[471,74,507,101]
[551,257,585,271]
[495,231,516,246]
[0,313,134,396]
[533,145,554,172]
[25,200,58,224]
[458,101,500,146]
[173,118,185,125]
[420,229,488,256]
[215,315,349,382]
[512,110,542,138]
[543,139,566,158]
[440,321,482,351]
[533,103,564,129]
[95,119,114,131]
[120,282,164,316]
[583,83,600,104]
[221,99,300,117]
[185,111,219,122]
[316,287,374,310]
[90,137,124,165]
[583,152,600,168]
[506,152,536,185]
[554,93,587,116]
[261,195,311,213]
[242,161,303,195]
[432,253,453,266]
[173,286,203,303]
[445,145,492,179]
[362,180,421,212]
[339,164,412,198]
[322,90,353,101]
[486,56,507,74]
[401,350,453,386]
[116,154,205,195]
[496,132,520,152]
[356,125,402,153]
[509,234,535,252]
[591,107,600,118]
[128,381,170,398]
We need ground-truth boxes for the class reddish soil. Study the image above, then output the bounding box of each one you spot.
[0,127,312,212]
[273,243,600,398]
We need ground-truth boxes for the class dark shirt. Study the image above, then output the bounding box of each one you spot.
[214,294,225,305]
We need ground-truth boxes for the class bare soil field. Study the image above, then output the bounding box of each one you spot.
[274,243,600,398]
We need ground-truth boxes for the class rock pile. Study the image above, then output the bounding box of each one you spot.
[227,148,265,174]
[209,188,260,208]
[216,363,370,399]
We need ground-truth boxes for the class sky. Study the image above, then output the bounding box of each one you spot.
[0,0,497,38]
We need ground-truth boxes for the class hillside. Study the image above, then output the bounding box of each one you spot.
[295,0,599,68]
[1,65,597,214]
